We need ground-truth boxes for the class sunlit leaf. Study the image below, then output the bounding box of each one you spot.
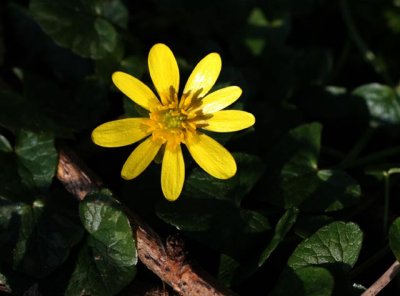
[288,222,363,272]
[353,83,400,127]
[66,190,137,296]
[15,130,57,191]
[0,134,12,153]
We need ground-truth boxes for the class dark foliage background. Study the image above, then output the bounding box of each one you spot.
[2,0,400,295]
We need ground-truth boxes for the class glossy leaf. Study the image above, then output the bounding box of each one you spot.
[15,130,57,191]
[288,222,363,272]
[67,190,137,296]
[352,83,400,127]
[30,0,119,59]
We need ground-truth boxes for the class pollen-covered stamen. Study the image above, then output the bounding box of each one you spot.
[163,109,187,129]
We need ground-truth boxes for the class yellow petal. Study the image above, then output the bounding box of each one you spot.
[183,53,221,101]
[202,110,255,132]
[161,143,185,201]
[92,118,151,147]
[148,43,180,105]
[200,86,242,114]
[121,137,162,180]
[112,71,160,110]
[186,133,236,179]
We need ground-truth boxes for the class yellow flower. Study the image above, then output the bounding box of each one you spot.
[92,44,255,201]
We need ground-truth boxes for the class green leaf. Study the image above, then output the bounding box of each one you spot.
[184,153,265,205]
[0,195,83,278]
[99,0,128,29]
[271,266,334,296]
[389,217,400,261]
[0,152,33,201]
[15,130,57,191]
[258,207,299,266]
[67,190,137,296]
[0,271,11,293]
[217,254,240,287]
[0,134,12,153]
[294,215,334,239]
[234,208,299,283]
[30,0,119,59]
[288,222,363,272]
[157,198,269,258]
[244,8,290,55]
[352,83,400,127]
[0,91,55,133]
[263,123,360,211]
[296,169,361,212]
[20,74,108,134]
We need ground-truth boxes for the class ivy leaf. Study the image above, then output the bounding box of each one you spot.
[352,83,400,127]
[15,130,57,191]
[66,190,137,296]
[389,217,400,261]
[30,0,119,59]
[271,266,334,296]
[288,222,363,272]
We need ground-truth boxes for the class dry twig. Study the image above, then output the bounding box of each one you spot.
[57,148,237,296]
[361,260,400,296]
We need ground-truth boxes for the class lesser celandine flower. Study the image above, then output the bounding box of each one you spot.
[92,43,255,201]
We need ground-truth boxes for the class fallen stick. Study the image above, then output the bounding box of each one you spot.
[361,260,400,296]
[57,148,237,296]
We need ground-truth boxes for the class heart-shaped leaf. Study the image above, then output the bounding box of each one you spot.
[66,190,137,296]
[30,0,121,59]
[288,221,363,272]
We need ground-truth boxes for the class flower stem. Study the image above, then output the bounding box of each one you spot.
[383,172,390,237]
[335,127,375,169]
[340,0,393,85]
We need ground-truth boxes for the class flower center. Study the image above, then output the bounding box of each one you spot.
[163,109,186,129]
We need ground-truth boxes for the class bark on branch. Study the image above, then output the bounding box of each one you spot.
[361,260,400,296]
[57,148,237,296]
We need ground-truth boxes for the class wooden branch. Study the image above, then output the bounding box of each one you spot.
[361,260,400,296]
[57,148,237,296]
